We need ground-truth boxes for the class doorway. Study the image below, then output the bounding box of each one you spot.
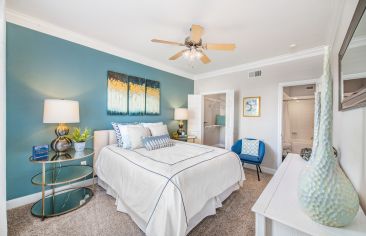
[277,79,319,168]
[188,90,234,150]
[282,84,315,159]
[203,93,226,148]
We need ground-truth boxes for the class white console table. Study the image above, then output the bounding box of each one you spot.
[252,154,366,236]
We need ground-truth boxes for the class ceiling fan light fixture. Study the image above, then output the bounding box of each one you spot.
[151,24,235,64]
[195,51,203,59]
[183,50,190,59]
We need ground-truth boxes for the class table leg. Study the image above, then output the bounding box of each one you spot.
[92,168,95,192]
[41,162,45,221]
[52,163,56,214]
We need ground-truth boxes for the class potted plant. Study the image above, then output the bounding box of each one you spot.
[68,127,92,152]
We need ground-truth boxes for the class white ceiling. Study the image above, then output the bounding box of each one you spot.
[6,0,342,79]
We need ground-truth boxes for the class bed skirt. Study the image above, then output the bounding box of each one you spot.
[97,179,240,235]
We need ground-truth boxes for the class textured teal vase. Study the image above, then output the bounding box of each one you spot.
[298,47,359,227]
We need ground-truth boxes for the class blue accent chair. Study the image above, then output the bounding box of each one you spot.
[231,138,266,181]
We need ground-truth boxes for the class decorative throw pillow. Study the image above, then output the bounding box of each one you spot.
[141,122,164,136]
[141,122,164,127]
[117,124,143,149]
[242,139,259,156]
[125,125,150,150]
[111,122,123,147]
[148,124,169,136]
[143,134,174,151]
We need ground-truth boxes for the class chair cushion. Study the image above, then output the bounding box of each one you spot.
[242,139,259,156]
[239,154,261,164]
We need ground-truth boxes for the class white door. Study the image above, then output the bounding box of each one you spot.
[225,90,235,149]
[188,94,203,144]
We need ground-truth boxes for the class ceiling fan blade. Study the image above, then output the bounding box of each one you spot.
[200,52,211,64]
[151,39,185,46]
[169,50,187,60]
[204,43,236,51]
[190,24,204,43]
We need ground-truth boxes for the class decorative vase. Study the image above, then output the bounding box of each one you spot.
[74,142,86,152]
[298,47,359,227]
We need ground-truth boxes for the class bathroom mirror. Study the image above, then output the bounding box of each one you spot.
[339,0,366,111]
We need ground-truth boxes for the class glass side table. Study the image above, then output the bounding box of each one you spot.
[29,148,95,220]
[172,135,197,143]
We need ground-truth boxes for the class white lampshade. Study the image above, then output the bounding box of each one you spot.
[43,99,80,124]
[174,108,188,120]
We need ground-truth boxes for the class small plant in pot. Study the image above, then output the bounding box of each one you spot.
[68,128,92,152]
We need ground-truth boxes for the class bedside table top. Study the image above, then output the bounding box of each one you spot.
[29,148,94,164]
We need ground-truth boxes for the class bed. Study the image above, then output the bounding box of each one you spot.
[94,130,245,236]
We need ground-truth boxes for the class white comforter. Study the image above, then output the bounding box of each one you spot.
[96,141,245,236]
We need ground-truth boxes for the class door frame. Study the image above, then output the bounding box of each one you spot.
[277,79,320,169]
[200,90,235,149]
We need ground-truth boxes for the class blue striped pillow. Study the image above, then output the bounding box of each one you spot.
[143,135,174,151]
[111,122,123,147]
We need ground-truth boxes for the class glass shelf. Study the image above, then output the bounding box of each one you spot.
[31,165,93,186]
[31,187,93,218]
[29,148,94,164]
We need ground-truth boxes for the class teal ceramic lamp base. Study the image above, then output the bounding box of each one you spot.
[50,123,72,159]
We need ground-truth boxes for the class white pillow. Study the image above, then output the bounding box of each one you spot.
[141,122,164,136]
[118,124,148,149]
[149,124,169,136]
[126,125,150,149]
[141,122,163,127]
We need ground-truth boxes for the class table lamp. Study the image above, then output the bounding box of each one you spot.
[43,99,80,157]
[174,108,188,135]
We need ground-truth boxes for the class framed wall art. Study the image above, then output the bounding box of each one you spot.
[243,96,261,117]
[145,79,160,115]
[107,71,128,115]
[128,76,146,115]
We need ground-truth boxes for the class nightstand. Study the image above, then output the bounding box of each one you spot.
[29,148,94,219]
[172,135,197,143]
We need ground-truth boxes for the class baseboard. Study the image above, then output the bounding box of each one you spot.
[243,164,277,175]
[7,177,98,210]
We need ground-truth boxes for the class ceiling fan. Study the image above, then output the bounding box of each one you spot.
[151,24,236,64]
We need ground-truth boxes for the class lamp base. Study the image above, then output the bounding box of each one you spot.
[51,136,72,153]
[177,120,186,135]
[50,124,72,157]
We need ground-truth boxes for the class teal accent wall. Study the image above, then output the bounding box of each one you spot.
[6,23,194,200]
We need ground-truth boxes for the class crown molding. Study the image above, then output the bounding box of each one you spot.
[343,72,366,80]
[349,35,366,49]
[193,46,326,80]
[5,9,194,79]
[6,9,331,81]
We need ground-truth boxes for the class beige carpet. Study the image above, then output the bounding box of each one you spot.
[7,168,271,236]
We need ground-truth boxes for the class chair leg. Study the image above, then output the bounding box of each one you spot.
[258,165,262,173]
[256,165,260,181]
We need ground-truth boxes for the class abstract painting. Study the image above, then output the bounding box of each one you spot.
[107,71,128,115]
[128,76,146,115]
[243,96,261,117]
[145,79,160,115]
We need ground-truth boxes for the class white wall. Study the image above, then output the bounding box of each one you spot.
[330,0,366,213]
[286,99,314,141]
[0,0,7,234]
[195,56,322,170]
